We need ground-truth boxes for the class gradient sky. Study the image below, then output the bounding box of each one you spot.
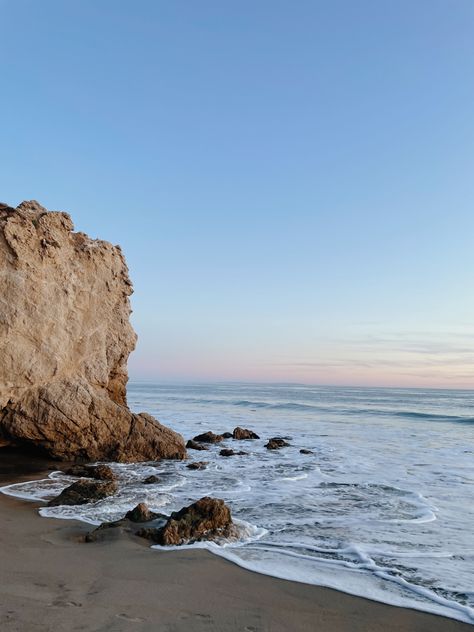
[1,1,473,388]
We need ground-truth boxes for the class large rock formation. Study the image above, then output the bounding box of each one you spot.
[0,200,186,462]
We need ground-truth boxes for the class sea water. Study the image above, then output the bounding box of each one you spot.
[2,383,473,624]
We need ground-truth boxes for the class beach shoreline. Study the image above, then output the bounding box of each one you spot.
[0,454,471,632]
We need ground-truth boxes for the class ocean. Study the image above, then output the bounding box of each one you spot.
[2,383,473,624]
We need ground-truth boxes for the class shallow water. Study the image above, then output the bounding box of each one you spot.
[2,383,474,624]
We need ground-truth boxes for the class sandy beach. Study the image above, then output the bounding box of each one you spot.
[0,456,471,632]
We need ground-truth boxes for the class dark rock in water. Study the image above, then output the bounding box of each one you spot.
[300,448,313,455]
[232,426,259,440]
[186,439,209,451]
[192,431,223,444]
[136,497,236,545]
[265,437,290,450]
[219,449,248,457]
[125,502,159,522]
[48,479,118,506]
[221,432,233,438]
[187,461,208,470]
[65,464,117,481]
[142,475,160,485]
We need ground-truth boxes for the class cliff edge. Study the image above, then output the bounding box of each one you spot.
[0,200,186,462]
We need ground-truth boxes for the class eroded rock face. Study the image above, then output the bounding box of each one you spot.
[137,497,236,545]
[0,201,186,462]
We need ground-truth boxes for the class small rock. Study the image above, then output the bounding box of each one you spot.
[186,439,209,451]
[300,449,313,455]
[265,437,290,450]
[136,497,236,545]
[232,427,259,440]
[222,432,233,439]
[142,475,160,485]
[48,479,118,506]
[219,449,248,457]
[186,461,208,470]
[125,502,158,522]
[192,431,223,444]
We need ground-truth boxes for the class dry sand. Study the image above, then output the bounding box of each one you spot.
[0,455,471,632]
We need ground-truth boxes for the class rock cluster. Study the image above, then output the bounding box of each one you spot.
[0,201,186,462]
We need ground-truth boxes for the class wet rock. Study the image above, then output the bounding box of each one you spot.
[136,497,236,545]
[299,449,313,455]
[219,449,248,457]
[186,461,208,470]
[85,520,126,543]
[65,464,117,481]
[192,431,223,444]
[48,479,118,506]
[265,437,290,450]
[186,439,209,451]
[222,432,233,439]
[142,475,160,485]
[232,427,259,440]
[125,502,159,522]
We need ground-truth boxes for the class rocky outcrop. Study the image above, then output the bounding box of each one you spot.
[48,479,118,506]
[137,497,236,545]
[0,201,186,462]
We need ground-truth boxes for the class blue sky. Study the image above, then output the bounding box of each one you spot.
[1,0,473,387]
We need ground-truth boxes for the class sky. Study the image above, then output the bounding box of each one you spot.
[1,0,473,388]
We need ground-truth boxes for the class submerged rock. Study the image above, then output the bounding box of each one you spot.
[219,449,248,457]
[265,437,290,450]
[299,448,313,455]
[0,201,186,463]
[65,464,117,481]
[222,432,233,439]
[192,431,223,444]
[85,521,127,543]
[186,439,209,451]
[137,497,236,545]
[142,475,160,485]
[186,461,208,470]
[48,479,118,506]
[232,427,259,440]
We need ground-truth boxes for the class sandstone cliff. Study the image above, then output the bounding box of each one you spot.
[0,200,186,462]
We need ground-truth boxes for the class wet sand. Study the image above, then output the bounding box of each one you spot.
[0,454,471,632]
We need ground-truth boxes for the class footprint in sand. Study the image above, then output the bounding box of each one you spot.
[116,613,146,623]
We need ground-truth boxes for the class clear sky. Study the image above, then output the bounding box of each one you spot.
[1,1,473,388]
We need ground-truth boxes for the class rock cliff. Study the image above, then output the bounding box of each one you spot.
[0,200,186,462]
